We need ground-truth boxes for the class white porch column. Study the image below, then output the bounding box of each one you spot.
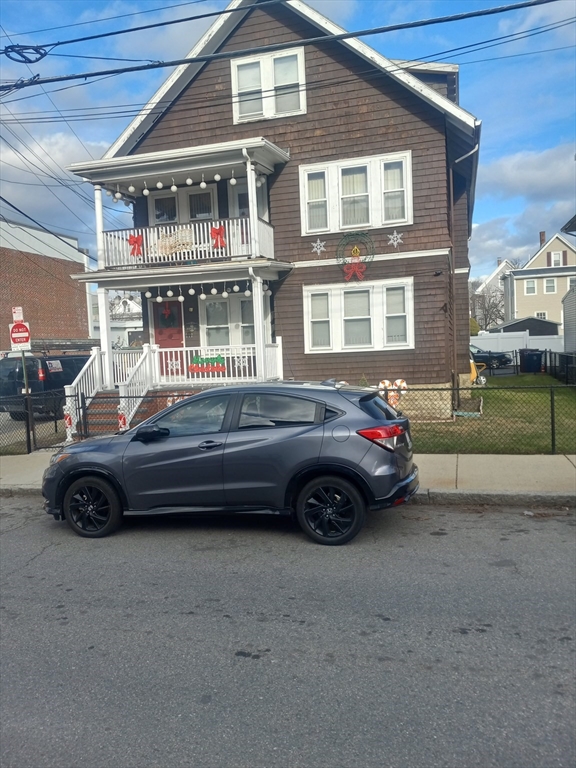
[244,151,261,259]
[97,287,114,389]
[249,269,266,381]
[94,184,105,270]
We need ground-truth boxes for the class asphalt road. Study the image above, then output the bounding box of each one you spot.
[1,497,574,768]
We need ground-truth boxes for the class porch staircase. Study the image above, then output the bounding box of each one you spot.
[81,388,202,437]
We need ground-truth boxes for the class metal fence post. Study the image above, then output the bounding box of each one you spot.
[550,387,556,455]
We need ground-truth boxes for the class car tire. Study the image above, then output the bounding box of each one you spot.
[63,475,123,538]
[296,475,366,545]
[9,412,27,421]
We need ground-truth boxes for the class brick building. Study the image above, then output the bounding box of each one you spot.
[0,219,92,349]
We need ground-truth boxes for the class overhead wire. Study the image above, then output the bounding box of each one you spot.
[0,0,561,92]
[0,0,212,39]
[1,15,572,125]
[0,206,97,265]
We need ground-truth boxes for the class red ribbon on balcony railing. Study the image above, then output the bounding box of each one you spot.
[343,257,366,281]
[128,234,143,257]
[210,225,226,249]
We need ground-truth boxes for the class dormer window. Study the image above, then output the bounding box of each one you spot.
[232,48,306,123]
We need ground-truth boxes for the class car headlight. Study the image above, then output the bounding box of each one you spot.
[50,453,70,465]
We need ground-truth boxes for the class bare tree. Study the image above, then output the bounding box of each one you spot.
[472,284,505,330]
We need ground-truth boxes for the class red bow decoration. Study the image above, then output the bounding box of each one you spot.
[343,257,367,281]
[128,234,143,257]
[210,225,226,249]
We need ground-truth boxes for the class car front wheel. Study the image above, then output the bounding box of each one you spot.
[63,476,123,538]
[296,476,366,545]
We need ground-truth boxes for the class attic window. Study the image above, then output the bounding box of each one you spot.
[231,48,306,123]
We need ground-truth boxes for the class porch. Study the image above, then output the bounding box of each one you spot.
[63,340,283,438]
[103,217,275,270]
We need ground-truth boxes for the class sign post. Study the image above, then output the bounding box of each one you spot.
[9,317,35,451]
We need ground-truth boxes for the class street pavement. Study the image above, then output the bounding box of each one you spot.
[1,497,574,768]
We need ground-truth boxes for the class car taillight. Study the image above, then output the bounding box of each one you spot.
[38,367,46,381]
[357,424,405,452]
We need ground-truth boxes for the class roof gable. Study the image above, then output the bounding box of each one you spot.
[475,259,513,293]
[105,0,479,159]
[523,233,576,269]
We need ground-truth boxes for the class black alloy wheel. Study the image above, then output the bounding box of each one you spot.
[63,476,123,538]
[296,475,366,545]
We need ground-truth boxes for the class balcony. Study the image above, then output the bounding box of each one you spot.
[103,217,274,270]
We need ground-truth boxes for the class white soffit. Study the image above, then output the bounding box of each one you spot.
[105,0,478,159]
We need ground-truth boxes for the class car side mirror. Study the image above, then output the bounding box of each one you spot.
[133,423,170,442]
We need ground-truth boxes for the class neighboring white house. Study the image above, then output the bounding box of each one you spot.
[501,233,576,328]
[91,294,143,348]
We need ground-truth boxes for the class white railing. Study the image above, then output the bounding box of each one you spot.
[258,219,274,260]
[113,349,143,384]
[103,218,256,269]
[118,344,155,428]
[63,347,103,441]
[156,345,258,386]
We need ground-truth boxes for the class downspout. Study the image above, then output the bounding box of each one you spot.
[249,266,266,381]
[449,139,479,402]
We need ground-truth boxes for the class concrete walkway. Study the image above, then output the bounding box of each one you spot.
[1,450,574,507]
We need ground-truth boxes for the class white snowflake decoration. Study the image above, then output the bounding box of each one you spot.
[311,238,326,255]
[388,230,403,249]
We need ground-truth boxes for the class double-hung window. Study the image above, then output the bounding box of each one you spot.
[232,49,306,123]
[545,278,556,294]
[525,280,536,295]
[551,251,562,267]
[304,278,413,353]
[300,152,413,234]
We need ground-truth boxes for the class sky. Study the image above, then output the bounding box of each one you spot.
[0,0,574,279]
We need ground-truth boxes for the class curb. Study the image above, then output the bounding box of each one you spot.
[411,488,576,509]
[1,486,574,510]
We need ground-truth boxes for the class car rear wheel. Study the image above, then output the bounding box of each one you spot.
[63,476,123,538]
[296,476,365,545]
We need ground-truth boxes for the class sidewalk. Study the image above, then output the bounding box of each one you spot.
[1,451,574,507]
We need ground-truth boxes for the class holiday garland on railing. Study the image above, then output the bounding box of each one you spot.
[188,354,226,373]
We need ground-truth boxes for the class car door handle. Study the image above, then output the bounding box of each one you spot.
[198,440,223,451]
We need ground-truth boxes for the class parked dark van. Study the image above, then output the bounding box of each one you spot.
[0,353,88,420]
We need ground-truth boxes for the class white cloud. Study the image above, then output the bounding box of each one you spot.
[477,143,575,203]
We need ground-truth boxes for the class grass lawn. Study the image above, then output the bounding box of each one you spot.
[410,374,576,455]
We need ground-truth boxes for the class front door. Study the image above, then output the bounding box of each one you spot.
[152,300,184,378]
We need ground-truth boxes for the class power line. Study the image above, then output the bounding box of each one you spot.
[1,24,96,161]
[0,0,560,92]
[6,17,576,130]
[1,1,283,59]
[0,197,97,263]
[2,16,572,125]
[0,0,211,39]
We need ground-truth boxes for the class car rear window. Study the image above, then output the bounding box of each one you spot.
[339,389,397,420]
[0,358,40,382]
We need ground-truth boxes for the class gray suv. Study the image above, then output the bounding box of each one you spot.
[42,381,419,545]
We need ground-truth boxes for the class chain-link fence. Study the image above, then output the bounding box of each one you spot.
[546,351,576,385]
[402,385,576,455]
[0,392,68,455]
[2,385,575,456]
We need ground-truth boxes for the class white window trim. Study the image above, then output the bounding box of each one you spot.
[231,48,306,124]
[147,186,218,225]
[544,277,557,294]
[303,277,414,354]
[299,151,413,235]
[535,311,548,320]
[524,279,537,296]
[147,189,179,226]
[551,251,562,267]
